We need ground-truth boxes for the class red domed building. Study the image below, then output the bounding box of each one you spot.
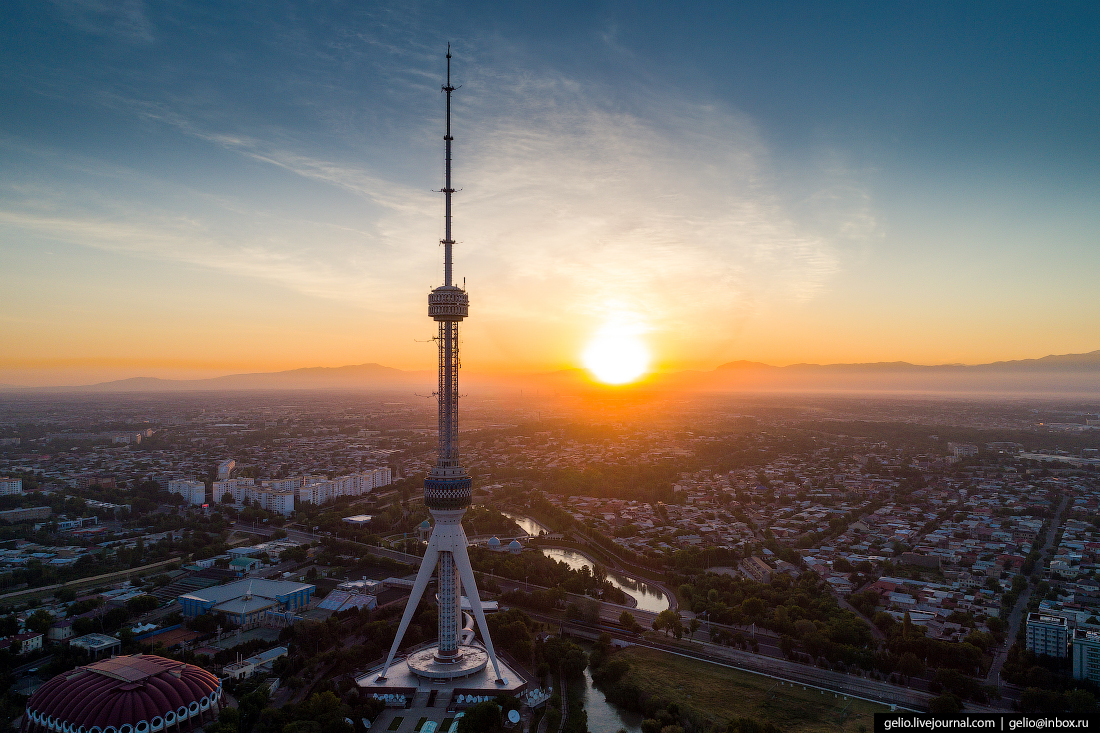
[23,655,223,733]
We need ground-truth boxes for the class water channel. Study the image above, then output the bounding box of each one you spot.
[580,667,643,733]
[500,512,670,613]
[540,548,670,613]
[500,512,652,730]
[500,512,550,539]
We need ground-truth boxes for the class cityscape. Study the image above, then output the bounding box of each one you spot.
[1,390,1099,732]
[2,2,1100,733]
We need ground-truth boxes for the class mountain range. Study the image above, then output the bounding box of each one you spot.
[2,350,1098,395]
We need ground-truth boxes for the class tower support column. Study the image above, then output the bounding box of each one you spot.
[437,550,459,657]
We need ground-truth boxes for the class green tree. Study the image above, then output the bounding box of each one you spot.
[653,609,682,637]
[25,609,54,635]
[456,701,502,733]
[293,691,353,733]
[619,610,641,634]
[1066,689,1096,717]
[208,706,240,733]
[237,686,270,733]
[898,652,925,681]
[741,597,765,621]
[126,595,160,615]
[928,695,962,716]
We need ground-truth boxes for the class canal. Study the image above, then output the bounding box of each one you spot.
[540,547,670,613]
[580,666,643,733]
[500,512,671,613]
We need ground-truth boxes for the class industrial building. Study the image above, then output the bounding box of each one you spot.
[177,578,314,628]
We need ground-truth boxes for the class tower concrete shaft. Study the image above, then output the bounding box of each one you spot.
[376,46,504,685]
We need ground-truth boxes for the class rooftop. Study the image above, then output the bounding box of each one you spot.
[179,577,313,605]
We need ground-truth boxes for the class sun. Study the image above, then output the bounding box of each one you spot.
[582,327,651,385]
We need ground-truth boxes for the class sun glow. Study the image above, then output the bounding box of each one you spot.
[582,323,651,385]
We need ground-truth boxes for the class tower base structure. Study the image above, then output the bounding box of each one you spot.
[355,645,526,703]
[405,643,488,680]
[361,510,527,705]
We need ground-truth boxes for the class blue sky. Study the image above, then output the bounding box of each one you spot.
[1,1,1098,384]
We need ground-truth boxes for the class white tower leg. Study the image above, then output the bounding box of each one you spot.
[453,536,505,683]
[377,540,440,680]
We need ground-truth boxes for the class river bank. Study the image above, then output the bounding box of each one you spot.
[501,511,672,613]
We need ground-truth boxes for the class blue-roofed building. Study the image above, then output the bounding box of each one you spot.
[229,557,261,575]
[178,578,314,628]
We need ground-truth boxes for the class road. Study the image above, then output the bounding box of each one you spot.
[13,655,53,676]
[241,524,747,647]
[235,520,1003,705]
[833,590,887,641]
[234,521,1016,715]
[0,557,184,608]
[986,494,1069,686]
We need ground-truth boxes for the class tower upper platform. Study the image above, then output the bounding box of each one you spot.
[428,285,469,322]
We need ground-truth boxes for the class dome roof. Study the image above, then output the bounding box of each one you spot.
[420,520,431,529]
[24,655,221,733]
[507,540,522,549]
[487,536,501,547]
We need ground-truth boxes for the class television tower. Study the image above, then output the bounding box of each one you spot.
[377,47,505,685]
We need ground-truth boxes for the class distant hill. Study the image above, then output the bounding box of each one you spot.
[1,351,1097,395]
[1,363,433,393]
[717,350,1100,373]
[697,350,1100,395]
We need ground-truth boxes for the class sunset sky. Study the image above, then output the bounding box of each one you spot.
[1,1,1098,386]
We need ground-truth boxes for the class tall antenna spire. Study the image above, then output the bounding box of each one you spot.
[442,43,455,287]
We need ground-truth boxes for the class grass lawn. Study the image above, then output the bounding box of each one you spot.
[386,716,404,732]
[613,646,889,733]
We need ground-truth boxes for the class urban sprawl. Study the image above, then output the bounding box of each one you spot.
[1,392,1099,733]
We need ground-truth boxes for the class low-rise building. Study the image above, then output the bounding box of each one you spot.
[0,506,51,523]
[223,646,288,679]
[229,557,262,575]
[48,619,73,642]
[0,632,43,654]
[740,556,773,583]
[178,578,314,628]
[70,633,121,659]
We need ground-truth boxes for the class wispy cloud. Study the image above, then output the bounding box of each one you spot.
[447,70,859,357]
[45,0,154,43]
[0,18,878,366]
[0,176,435,312]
